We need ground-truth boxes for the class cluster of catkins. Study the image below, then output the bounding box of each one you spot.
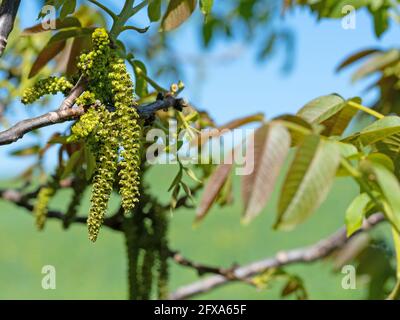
[124,199,169,300]
[22,28,142,242]
[21,76,73,104]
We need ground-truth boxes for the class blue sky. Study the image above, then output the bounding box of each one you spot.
[1,1,400,177]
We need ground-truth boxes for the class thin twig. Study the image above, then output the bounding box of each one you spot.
[0,188,122,231]
[0,0,21,56]
[169,213,385,300]
[0,95,188,146]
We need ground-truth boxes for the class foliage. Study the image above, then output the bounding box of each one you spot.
[1,0,400,300]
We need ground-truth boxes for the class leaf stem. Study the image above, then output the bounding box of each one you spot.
[339,158,361,178]
[110,0,148,39]
[130,0,149,16]
[87,0,117,20]
[127,58,168,93]
[277,120,312,136]
[387,279,400,300]
[122,25,150,33]
[347,101,385,119]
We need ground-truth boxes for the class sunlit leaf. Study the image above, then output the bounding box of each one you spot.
[161,0,197,31]
[242,123,291,223]
[352,49,400,82]
[367,162,400,232]
[321,98,359,136]
[343,116,400,146]
[200,0,213,17]
[345,193,371,237]
[275,135,341,230]
[60,0,76,19]
[336,48,381,72]
[148,0,162,22]
[10,145,41,157]
[48,27,94,45]
[297,94,346,124]
[61,149,83,180]
[196,163,232,222]
[274,114,313,146]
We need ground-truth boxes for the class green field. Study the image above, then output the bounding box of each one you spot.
[0,165,390,299]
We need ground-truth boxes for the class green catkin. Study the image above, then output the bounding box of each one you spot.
[75,28,141,241]
[87,107,119,242]
[21,76,73,104]
[34,186,56,230]
[124,215,141,300]
[69,106,100,142]
[138,217,156,300]
[75,90,96,107]
[23,28,143,243]
[154,210,169,299]
[109,57,141,213]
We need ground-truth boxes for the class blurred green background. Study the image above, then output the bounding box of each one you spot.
[0,165,392,299]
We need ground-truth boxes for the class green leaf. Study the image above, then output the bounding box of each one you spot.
[392,228,400,278]
[168,167,183,192]
[184,167,202,183]
[345,193,371,237]
[275,135,341,230]
[84,146,96,181]
[274,114,313,146]
[133,60,148,98]
[10,145,41,157]
[200,0,213,17]
[336,141,358,158]
[61,149,83,180]
[366,153,395,172]
[297,94,346,125]
[241,123,291,223]
[161,0,197,31]
[48,27,94,45]
[372,6,389,38]
[321,97,360,136]
[344,116,400,147]
[171,184,181,209]
[148,0,162,22]
[180,181,194,202]
[60,0,76,19]
[368,163,400,232]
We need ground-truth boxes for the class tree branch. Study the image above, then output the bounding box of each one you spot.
[0,0,21,56]
[0,188,123,231]
[0,95,188,146]
[169,213,385,300]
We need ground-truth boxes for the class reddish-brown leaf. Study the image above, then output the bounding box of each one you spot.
[29,40,66,78]
[22,17,81,35]
[66,35,91,75]
[242,123,291,223]
[161,0,197,31]
[336,48,381,72]
[196,163,232,223]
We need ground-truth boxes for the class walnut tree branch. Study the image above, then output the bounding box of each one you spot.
[169,213,385,300]
[0,188,122,231]
[0,95,188,146]
[0,0,21,56]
